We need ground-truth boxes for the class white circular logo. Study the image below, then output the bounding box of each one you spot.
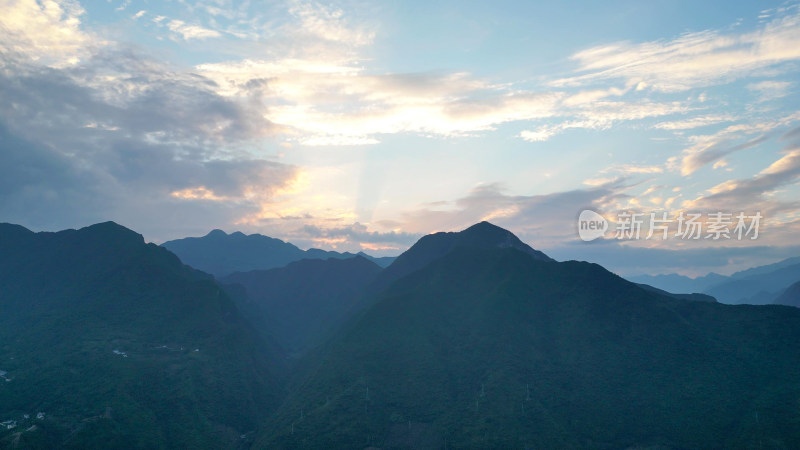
[577,210,608,241]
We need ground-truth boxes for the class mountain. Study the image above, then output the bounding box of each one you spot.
[729,256,800,279]
[774,280,800,307]
[371,221,552,293]
[627,272,727,294]
[221,256,382,356]
[257,223,800,449]
[0,222,284,449]
[629,256,800,304]
[162,229,393,277]
[634,283,717,303]
[356,252,396,268]
[704,259,800,304]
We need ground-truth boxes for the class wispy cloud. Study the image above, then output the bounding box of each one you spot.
[682,127,800,224]
[167,19,221,40]
[654,114,737,130]
[670,112,800,175]
[748,80,793,102]
[288,1,375,46]
[551,4,800,92]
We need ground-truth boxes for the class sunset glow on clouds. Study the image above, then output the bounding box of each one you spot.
[1,0,799,276]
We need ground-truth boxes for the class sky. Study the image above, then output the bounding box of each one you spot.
[1,0,800,277]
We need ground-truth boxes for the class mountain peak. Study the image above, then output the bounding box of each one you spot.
[452,221,552,261]
[0,222,34,237]
[79,221,145,245]
[467,220,500,230]
[373,221,552,291]
[206,229,228,238]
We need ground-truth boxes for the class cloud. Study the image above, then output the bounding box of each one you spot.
[115,0,131,12]
[520,127,557,142]
[654,114,737,130]
[298,222,419,249]
[0,0,95,66]
[672,112,800,175]
[547,240,800,277]
[390,181,630,248]
[197,59,570,143]
[682,130,800,225]
[551,5,800,92]
[167,20,221,40]
[288,1,375,47]
[747,80,793,102]
[613,164,663,175]
[691,149,800,208]
[0,6,294,242]
[519,100,690,141]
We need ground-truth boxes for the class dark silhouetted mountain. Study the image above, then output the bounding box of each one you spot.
[774,280,800,307]
[162,229,393,277]
[221,256,382,356]
[628,272,727,294]
[257,226,800,449]
[356,251,396,268]
[634,282,718,302]
[704,258,800,304]
[371,221,552,293]
[0,222,284,449]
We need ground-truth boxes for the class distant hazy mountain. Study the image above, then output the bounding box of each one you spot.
[704,258,800,304]
[627,272,727,294]
[634,282,717,303]
[162,229,394,277]
[221,256,382,356]
[258,223,800,449]
[0,222,284,448]
[774,280,800,307]
[729,256,800,279]
[629,256,800,304]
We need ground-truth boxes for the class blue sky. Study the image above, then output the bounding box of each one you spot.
[1,0,799,276]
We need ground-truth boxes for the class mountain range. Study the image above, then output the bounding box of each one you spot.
[255,223,800,449]
[3,220,800,449]
[220,256,382,356]
[162,229,394,277]
[0,222,284,448]
[775,280,800,308]
[629,256,800,305]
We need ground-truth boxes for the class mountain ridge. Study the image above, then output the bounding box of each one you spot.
[370,221,553,293]
[0,222,284,448]
[162,229,394,277]
[221,255,383,356]
[258,243,800,448]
